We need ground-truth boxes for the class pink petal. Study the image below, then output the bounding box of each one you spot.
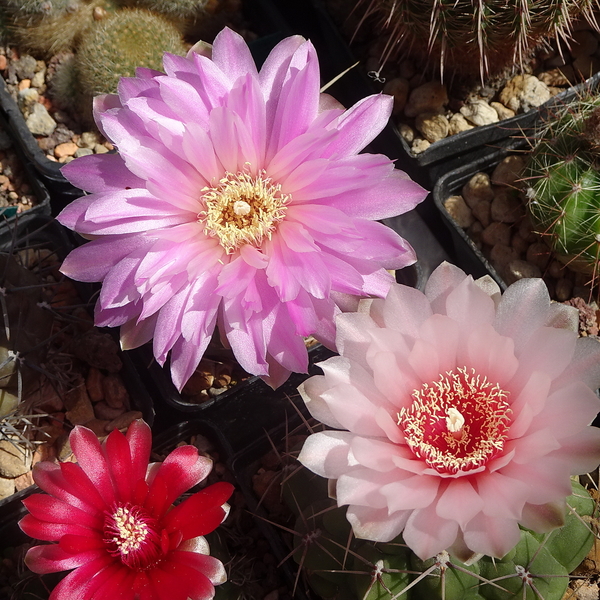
[435,478,484,528]
[380,474,441,513]
[211,27,259,85]
[382,283,433,338]
[462,513,521,558]
[60,153,145,193]
[494,278,551,353]
[346,504,409,543]
[324,94,393,158]
[403,506,459,560]
[297,431,353,479]
[266,40,320,157]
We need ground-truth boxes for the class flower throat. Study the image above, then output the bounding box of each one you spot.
[398,367,512,475]
[201,169,290,253]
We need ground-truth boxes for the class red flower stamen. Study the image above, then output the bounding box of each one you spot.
[103,504,163,570]
[398,367,512,475]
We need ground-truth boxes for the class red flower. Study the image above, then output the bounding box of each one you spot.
[19,420,233,600]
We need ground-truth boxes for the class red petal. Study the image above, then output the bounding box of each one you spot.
[171,550,226,585]
[22,494,103,529]
[59,462,109,512]
[147,447,213,512]
[59,534,106,554]
[32,462,105,515]
[145,473,170,519]
[148,559,214,600]
[126,419,152,482]
[162,482,233,540]
[24,544,107,574]
[132,571,155,600]
[19,514,96,542]
[88,563,136,600]
[70,425,116,505]
[104,428,134,503]
[44,555,114,600]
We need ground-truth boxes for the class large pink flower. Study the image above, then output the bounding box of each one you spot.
[298,262,600,561]
[19,420,233,600]
[56,27,426,391]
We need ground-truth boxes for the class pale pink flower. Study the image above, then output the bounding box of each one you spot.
[56,27,426,391]
[19,420,233,600]
[298,262,600,560]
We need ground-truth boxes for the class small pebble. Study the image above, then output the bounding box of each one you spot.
[462,172,494,208]
[443,195,473,228]
[54,141,78,159]
[505,259,542,283]
[555,278,573,301]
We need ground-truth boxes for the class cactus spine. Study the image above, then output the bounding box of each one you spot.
[524,94,600,283]
[357,0,600,80]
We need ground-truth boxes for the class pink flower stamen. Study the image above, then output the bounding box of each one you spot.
[200,170,290,254]
[103,504,162,570]
[398,367,512,475]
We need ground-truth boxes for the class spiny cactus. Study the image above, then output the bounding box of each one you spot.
[119,0,207,21]
[3,0,115,58]
[283,470,597,600]
[524,94,600,285]
[355,0,600,80]
[74,8,187,97]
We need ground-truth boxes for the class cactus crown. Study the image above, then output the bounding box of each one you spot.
[74,8,186,98]
[357,0,600,81]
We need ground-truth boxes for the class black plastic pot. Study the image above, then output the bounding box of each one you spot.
[228,418,315,599]
[271,0,600,189]
[432,146,521,290]
[0,104,51,225]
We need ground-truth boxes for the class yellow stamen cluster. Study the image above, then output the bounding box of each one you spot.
[108,506,149,555]
[398,367,512,475]
[200,169,290,253]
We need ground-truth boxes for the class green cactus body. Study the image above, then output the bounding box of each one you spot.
[525,96,600,278]
[356,0,599,79]
[74,8,186,98]
[283,466,597,600]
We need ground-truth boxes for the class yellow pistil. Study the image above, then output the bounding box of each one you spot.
[200,169,290,254]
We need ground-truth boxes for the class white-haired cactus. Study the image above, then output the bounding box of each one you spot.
[524,95,600,283]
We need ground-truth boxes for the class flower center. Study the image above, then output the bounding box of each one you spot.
[200,169,290,253]
[103,504,162,570]
[397,367,512,475]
